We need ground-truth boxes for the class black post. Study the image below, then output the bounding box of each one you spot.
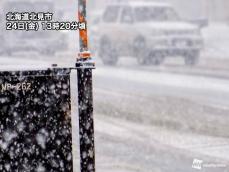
[76,0,95,171]
[77,69,95,172]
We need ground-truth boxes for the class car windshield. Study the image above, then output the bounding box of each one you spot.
[134,6,179,22]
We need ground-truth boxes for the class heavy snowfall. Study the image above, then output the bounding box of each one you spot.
[0,0,229,172]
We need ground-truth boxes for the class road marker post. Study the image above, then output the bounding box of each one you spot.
[76,0,96,171]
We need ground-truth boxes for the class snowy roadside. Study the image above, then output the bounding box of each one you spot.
[77,114,229,172]
[0,56,53,70]
[95,114,229,162]
[95,86,229,138]
[94,66,229,94]
[94,66,229,110]
[92,65,229,171]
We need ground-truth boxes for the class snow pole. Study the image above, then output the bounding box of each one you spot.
[76,0,96,172]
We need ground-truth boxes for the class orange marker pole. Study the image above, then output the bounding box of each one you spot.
[76,0,96,171]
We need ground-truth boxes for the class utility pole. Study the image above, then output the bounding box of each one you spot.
[76,0,96,172]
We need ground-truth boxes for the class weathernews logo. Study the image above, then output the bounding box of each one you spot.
[192,158,227,170]
[192,159,203,170]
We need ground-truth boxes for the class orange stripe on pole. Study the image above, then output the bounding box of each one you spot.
[78,3,90,59]
[79,30,88,49]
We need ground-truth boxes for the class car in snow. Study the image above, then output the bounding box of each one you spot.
[0,1,68,56]
[94,1,203,65]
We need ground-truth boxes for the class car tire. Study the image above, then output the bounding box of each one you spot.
[184,51,199,66]
[99,36,118,66]
[149,51,164,66]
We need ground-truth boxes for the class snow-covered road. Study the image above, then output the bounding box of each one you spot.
[0,56,229,171]
[95,66,229,110]
[91,65,229,172]
[93,115,229,172]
